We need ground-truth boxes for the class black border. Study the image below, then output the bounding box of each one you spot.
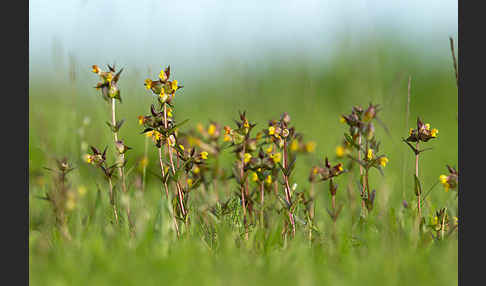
[4,0,28,284]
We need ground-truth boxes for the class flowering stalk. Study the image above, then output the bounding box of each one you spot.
[281,140,296,237]
[358,135,367,218]
[164,103,187,219]
[403,117,439,223]
[107,176,119,224]
[415,142,421,219]
[158,146,180,238]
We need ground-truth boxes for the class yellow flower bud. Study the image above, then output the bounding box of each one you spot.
[367,149,374,160]
[251,172,258,182]
[145,79,153,90]
[171,80,178,92]
[159,69,167,81]
[271,153,281,164]
[265,175,272,185]
[290,140,299,151]
[268,126,275,135]
[431,128,439,138]
[244,153,252,164]
[305,141,316,153]
[187,178,193,187]
[201,151,208,160]
[379,157,389,167]
[208,124,216,136]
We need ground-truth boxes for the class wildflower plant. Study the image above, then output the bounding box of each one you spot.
[84,146,120,224]
[340,103,388,217]
[262,112,300,237]
[224,111,258,237]
[40,158,76,239]
[403,117,439,220]
[139,66,198,236]
[91,64,133,230]
[311,157,345,224]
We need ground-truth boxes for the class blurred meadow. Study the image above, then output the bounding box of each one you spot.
[29,1,457,285]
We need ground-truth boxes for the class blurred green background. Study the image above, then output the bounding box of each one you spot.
[29,1,457,285]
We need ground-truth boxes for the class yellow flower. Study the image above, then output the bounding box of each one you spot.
[167,107,173,118]
[305,141,316,153]
[208,124,216,136]
[431,216,439,226]
[453,216,458,226]
[105,73,113,83]
[271,153,281,164]
[92,65,100,74]
[336,146,345,157]
[179,144,185,151]
[439,174,450,192]
[337,164,344,173]
[244,153,252,164]
[425,123,431,130]
[268,126,275,135]
[187,178,193,187]
[171,80,178,92]
[367,149,374,160]
[290,140,299,151]
[155,131,163,141]
[84,154,93,164]
[312,167,319,174]
[159,69,167,81]
[265,175,272,185]
[439,174,448,184]
[145,130,154,138]
[159,88,165,99]
[431,128,439,138]
[223,134,232,142]
[145,79,153,90]
[409,128,414,135]
[265,145,273,154]
[201,151,208,160]
[340,116,346,123]
[379,157,389,167]
[193,166,200,174]
[243,120,250,128]
[138,115,145,125]
[251,172,258,182]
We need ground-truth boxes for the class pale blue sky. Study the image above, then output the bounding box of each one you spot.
[29,0,457,78]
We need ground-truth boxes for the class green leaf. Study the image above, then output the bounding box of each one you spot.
[414,174,422,196]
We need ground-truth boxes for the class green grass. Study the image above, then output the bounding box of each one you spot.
[29,44,458,285]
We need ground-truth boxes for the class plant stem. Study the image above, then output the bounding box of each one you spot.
[108,177,119,224]
[282,140,296,237]
[163,104,187,219]
[142,135,148,192]
[158,147,180,238]
[260,181,265,227]
[239,143,248,239]
[358,135,367,218]
[111,98,132,230]
[416,142,421,220]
